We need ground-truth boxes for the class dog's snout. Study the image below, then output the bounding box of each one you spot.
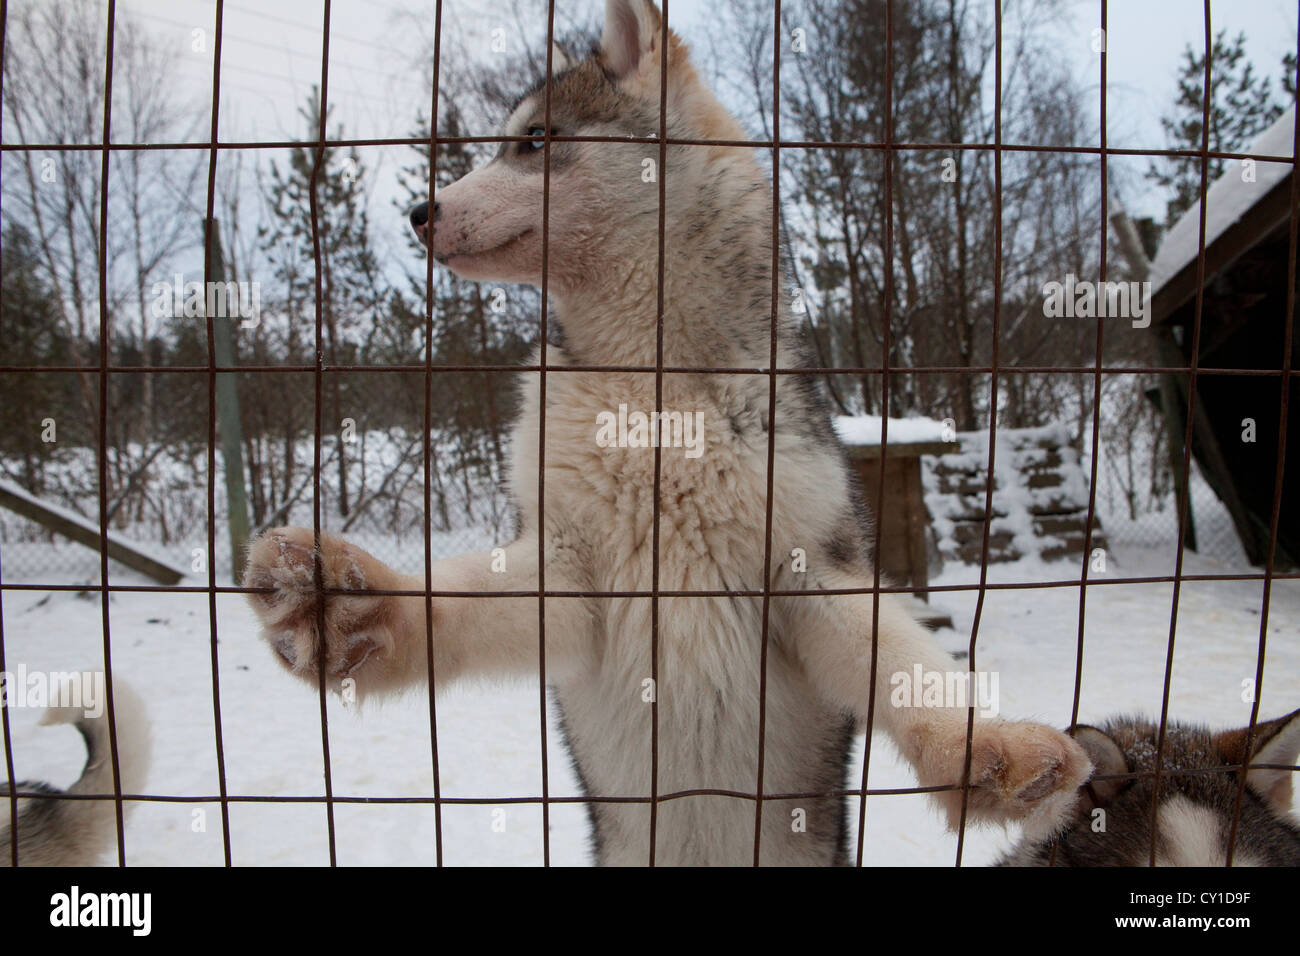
[408,202,440,244]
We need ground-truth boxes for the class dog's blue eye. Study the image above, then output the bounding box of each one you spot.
[523,126,549,152]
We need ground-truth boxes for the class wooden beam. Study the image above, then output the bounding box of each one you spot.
[1153,330,1198,553]
[0,479,187,585]
[843,440,955,460]
[1151,173,1296,327]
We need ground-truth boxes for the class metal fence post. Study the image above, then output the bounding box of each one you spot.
[205,217,251,583]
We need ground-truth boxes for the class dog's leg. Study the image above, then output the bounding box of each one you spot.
[785,582,1091,832]
[244,527,592,699]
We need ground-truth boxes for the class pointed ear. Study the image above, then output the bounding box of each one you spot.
[549,41,574,75]
[1070,725,1129,811]
[600,0,662,78]
[1215,709,1300,817]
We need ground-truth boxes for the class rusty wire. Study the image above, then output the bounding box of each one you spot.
[1145,0,1215,870]
[92,0,126,868]
[422,0,449,873]
[1221,0,1300,867]
[201,0,233,867]
[952,0,1004,863]
[0,0,15,871]
[855,0,892,868]
[648,0,671,866]
[0,0,1296,869]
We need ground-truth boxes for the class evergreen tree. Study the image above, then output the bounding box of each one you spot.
[395,103,533,491]
[1148,30,1284,227]
[0,225,83,488]
[259,88,390,518]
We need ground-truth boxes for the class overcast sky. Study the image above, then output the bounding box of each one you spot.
[108,0,1299,227]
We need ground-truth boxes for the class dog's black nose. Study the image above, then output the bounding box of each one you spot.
[408,202,440,245]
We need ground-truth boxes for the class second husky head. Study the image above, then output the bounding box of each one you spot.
[1001,709,1300,866]
[408,0,750,297]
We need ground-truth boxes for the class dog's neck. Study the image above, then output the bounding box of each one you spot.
[548,150,789,371]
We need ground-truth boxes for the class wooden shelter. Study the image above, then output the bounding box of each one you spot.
[1146,108,1299,567]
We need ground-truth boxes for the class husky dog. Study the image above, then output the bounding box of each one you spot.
[0,681,150,866]
[244,0,1090,865]
[1000,710,1300,866]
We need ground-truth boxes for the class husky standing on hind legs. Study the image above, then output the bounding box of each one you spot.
[244,0,1091,865]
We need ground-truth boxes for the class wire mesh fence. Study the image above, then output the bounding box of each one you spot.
[0,371,1249,582]
[1091,372,1252,567]
[0,0,1297,867]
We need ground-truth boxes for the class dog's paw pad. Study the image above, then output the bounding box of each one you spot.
[338,634,381,677]
[924,721,1091,828]
[243,528,400,688]
[1015,760,1065,802]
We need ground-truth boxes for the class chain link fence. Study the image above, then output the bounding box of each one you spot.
[0,370,514,585]
[3,370,1256,584]
[1091,373,1250,569]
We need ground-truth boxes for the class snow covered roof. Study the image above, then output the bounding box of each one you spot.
[1148,107,1295,293]
[833,414,948,446]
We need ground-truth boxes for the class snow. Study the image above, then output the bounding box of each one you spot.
[1148,107,1295,292]
[834,414,950,446]
[0,429,509,584]
[4,537,1296,866]
[921,424,1091,562]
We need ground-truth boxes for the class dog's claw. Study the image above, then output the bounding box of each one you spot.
[339,635,380,677]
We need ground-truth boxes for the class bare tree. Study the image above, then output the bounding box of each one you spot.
[719,0,1107,432]
[2,0,203,516]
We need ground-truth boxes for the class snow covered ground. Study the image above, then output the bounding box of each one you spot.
[2,538,1296,866]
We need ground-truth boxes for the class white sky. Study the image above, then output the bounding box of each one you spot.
[95,0,1300,225]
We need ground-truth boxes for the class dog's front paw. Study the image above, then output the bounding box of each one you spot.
[244,527,412,693]
[918,720,1092,832]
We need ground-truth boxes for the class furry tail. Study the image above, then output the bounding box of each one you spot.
[0,680,151,866]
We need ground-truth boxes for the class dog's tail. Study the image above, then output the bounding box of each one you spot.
[0,680,151,866]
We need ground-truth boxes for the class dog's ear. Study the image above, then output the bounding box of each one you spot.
[549,41,574,75]
[1213,708,1300,817]
[1070,724,1129,814]
[600,0,662,78]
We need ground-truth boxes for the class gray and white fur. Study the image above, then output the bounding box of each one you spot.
[243,0,1092,865]
[0,681,150,867]
[1000,709,1300,866]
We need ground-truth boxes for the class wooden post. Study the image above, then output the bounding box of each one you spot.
[1153,330,1199,553]
[848,440,950,598]
[205,218,251,583]
[1111,203,1198,551]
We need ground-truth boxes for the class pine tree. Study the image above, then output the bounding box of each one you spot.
[0,225,81,489]
[394,103,533,502]
[259,87,389,518]
[1148,30,1284,227]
